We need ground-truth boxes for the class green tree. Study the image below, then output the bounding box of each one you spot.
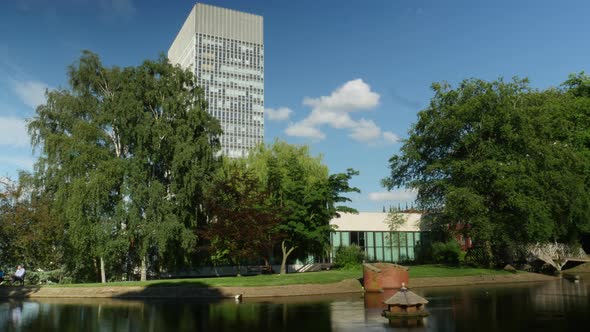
[0,173,62,271]
[386,212,406,232]
[203,161,282,274]
[382,77,590,263]
[28,51,221,282]
[246,141,360,274]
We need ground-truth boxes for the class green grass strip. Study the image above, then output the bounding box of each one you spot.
[37,264,512,288]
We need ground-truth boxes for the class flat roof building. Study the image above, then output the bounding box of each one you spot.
[168,3,264,158]
[330,212,430,263]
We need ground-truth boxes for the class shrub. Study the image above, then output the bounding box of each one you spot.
[464,246,493,267]
[414,243,434,264]
[333,245,365,269]
[26,269,68,285]
[432,241,463,265]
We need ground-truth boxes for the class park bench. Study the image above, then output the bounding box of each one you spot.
[0,271,25,286]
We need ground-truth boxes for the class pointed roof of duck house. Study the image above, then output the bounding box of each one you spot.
[384,288,428,306]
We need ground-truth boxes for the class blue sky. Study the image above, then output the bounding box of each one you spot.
[1,0,589,212]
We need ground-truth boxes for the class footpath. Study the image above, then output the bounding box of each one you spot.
[0,271,560,299]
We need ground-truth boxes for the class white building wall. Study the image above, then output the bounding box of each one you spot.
[330,212,424,232]
[168,5,196,71]
[194,3,263,44]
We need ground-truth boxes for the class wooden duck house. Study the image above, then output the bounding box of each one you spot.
[382,284,429,319]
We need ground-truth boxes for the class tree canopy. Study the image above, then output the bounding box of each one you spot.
[7,52,361,282]
[244,141,360,274]
[383,75,590,262]
[203,161,282,273]
[0,173,62,271]
[27,51,222,281]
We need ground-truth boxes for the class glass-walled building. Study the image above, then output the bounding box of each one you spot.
[330,212,430,263]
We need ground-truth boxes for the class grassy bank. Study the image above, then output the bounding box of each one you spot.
[47,269,362,288]
[38,265,513,288]
[409,265,517,278]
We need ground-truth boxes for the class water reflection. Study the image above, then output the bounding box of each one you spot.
[0,274,589,331]
[0,297,336,332]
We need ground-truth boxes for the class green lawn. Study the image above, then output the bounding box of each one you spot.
[41,264,512,288]
[46,268,362,288]
[409,265,515,278]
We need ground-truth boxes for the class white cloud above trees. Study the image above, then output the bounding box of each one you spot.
[0,117,29,147]
[13,80,49,109]
[302,78,379,113]
[284,79,399,144]
[265,107,293,121]
[368,189,417,202]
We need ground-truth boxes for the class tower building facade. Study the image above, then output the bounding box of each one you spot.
[168,3,264,158]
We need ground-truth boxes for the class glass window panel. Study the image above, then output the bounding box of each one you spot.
[414,232,421,246]
[408,233,415,248]
[351,232,358,245]
[367,247,375,261]
[375,247,384,261]
[341,232,350,246]
[384,232,392,247]
[399,233,407,246]
[408,247,415,260]
[384,247,392,262]
[366,232,374,247]
[400,246,408,261]
[391,232,399,247]
[392,247,399,263]
[358,232,365,248]
[375,232,383,247]
[332,233,341,247]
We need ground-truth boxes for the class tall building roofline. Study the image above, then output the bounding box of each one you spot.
[194,2,262,19]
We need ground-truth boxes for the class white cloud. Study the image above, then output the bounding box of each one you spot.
[349,119,381,142]
[0,117,30,147]
[13,80,49,109]
[305,110,355,129]
[303,79,379,112]
[285,79,399,144]
[285,122,325,139]
[368,189,417,202]
[265,107,293,121]
[383,131,400,144]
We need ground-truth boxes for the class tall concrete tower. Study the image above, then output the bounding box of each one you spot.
[168,3,264,158]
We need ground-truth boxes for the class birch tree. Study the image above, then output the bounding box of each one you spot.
[28,51,221,282]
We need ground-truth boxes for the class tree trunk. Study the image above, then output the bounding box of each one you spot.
[93,257,99,281]
[483,240,493,268]
[280,240,296,275]
[263,257,272,273]
[140,256,148,281]
[100,256,106,284]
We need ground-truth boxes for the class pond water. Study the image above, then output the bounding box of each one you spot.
[1,274,589,332]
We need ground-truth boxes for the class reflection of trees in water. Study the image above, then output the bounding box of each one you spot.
[417,279,590,332]
[1,281,589,332]
[0,299,334,332]
[532,278,589,312]
[0,301,40,331]
[207,301,332,331]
